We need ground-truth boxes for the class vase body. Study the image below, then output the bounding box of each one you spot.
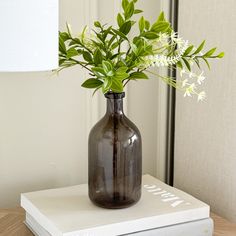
[88,92,142,209]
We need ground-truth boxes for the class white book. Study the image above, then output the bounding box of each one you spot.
[25,212,213,236]
[21,175,210,236]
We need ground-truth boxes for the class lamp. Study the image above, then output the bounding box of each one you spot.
[0,0,58,72]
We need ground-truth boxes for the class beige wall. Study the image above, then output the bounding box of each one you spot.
[0,0,92,208]
[0,0,167,207]
[174,0,236,222]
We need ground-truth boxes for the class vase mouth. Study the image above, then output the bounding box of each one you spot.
[105,92,125,99]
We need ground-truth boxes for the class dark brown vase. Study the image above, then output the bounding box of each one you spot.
[88,92,142,209]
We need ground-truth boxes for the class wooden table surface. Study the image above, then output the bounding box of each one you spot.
[0,208,236,236]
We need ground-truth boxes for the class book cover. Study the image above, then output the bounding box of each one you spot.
[21,175,210,236]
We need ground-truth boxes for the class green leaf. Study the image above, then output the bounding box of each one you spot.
[66,47,79,58]
[94,21,101,28]
[93,31,103,42]
[134,9,143,14]
[66,22,72,37]
[102,26,112,41]
[59,59,66,66]
[81,79,103,89]
[111,79,124,92]
[111,42,119,50]
[114,71,129,80]
[59,37,67,54]
[116,67,128,74]
[107,71,115,77]
[68,40,77,47]
[118,74,130,80]
[142,45,153,56]
[131,20,136,26]
[102,61,113,74]
[192,40,205,55]
[110,53,120,60]
[176,61,183,70]
[94,49,103,65]
[203,47,217,57]
[59,32,70,41]
[90,39,104,50]
[71,38,81,44]
[151,21,170,33]
[142,32,159,39]
[194,58,201,69]
[129,72,148,80]
[112,29,128,40]
[122,0,129,11]
[183,45,194,56]
[120,21,132,35]
[157,11,165,22]
[92,67,106,76]
[203,58,211,70]
[145,20,150,30]
[116,60,127,68]
[82,51,93,63]
[131,43,139,55]
[108,35,117,48]
[216,52,225,58]
[117,13,124,28]
[81,26,88,43]
[102,77,112,93]
[139,16,145,33]
[124,1,134,19]
[182,58,191,71]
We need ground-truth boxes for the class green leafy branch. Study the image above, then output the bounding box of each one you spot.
[178,40,224,71]
[57,0,224,100]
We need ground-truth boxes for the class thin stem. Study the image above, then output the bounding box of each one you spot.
[118,39,122,54]
[70,58,93,73]
[125,46,131,59]
[72,39,93,54]
[123,79,130,87]
[146,70,180,89]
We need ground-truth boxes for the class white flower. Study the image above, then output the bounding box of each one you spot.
[184,83,196,97]
[189,72,196,78]
[184,90,192,97]
[179,40,189,55]
[182,79,188,87]
[176,37,185,46]
[143,40,189,68]
[171,31,178,41]
[198,91,206,102]
[170,32,186,47]
[158,33,169,45]
[197,72,206,84]
[190,83,196,89]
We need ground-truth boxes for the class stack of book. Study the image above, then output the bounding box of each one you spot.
[21,175,213,236]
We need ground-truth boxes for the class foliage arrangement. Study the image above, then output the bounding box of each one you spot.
[58,0,224,101]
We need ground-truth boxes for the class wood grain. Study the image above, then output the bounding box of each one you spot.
[0,208,33,236]
[211,213,236,236]
[0,208,235,235]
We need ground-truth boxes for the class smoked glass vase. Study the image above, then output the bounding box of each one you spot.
[88,92,142,209]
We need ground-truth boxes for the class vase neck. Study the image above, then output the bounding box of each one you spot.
[105,92,125,115]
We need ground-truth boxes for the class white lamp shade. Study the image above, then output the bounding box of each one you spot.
[0,0,58,72]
